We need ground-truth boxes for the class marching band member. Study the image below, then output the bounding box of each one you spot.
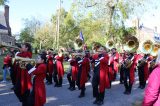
[46,49,54,85]
[123,52,136,95]
[13,43,32,106]
[26,53,47,106]
[137,54,152,89]
[119,50,127,84]
[149,57,157,73]
[92,47,110,105]
[67,53,78,91]
[53,49,64,87]
[108,48,119,87]
[76,52,90,98]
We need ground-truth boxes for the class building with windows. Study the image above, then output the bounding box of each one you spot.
[0,5,15,47]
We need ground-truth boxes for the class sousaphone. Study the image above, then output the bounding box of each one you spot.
[151,43,160,57]
[106,40,114,50]
[123,35,139,52]
[140,40,153,54]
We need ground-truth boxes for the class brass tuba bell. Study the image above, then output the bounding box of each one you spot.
[106,40,114,50]
[92,42,102,52]
[151,43,160,56]
[140,40,153,54]
[123,35,139,52]
[74,38,83,50]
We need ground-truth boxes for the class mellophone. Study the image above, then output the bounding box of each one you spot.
[13,56,36,69]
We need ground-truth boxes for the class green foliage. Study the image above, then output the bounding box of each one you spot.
[34,23,55,49]
[51,8,80,48]
[19,27,34,43]
[19,17,41,46]
[0,0,7,5]
[73,0,146,36]
[18,2,140,51]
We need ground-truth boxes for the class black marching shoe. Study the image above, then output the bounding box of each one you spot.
[119,81,124,84]
[138,85,141,88]
[123,90,128,94]
[97,100,104,105]
[54,84,58,87]
[124,91,131,95]
[57,84,62,87]
[140,86,145,89]
[11,86,14,90]
[93,99,99,104]
[68,86,72,90]
[78,94,85,98]
[47,82,53,85]
[70,87,76,91]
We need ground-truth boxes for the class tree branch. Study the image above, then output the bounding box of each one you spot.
[85,2,98,8]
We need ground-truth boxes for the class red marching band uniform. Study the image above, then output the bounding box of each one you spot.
[119,52,127,84]
[13,51,32,104]
[56,55,64,79]
[92,51,110,105]
[108,51,119,85]
[46,54,54,84]
[28,63,47,106]
[77,55,90,98]
[144,56,153,81]
[70,58,78,83]
[129,54,138,85]
[123,52,139,95]
[137,54,153,89]
[67,54,79,90]
[99,53,110,91]
[53,54,64,87]
[113,52,119,74]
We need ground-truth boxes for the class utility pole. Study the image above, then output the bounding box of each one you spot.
[40,40,42,50]
[56,0,61,50]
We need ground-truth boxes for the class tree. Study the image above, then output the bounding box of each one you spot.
[51,8,80,48]
[78,13,106,47]
[22,17,41,38]
[19,27,34,43]
[0,0,7,5]
[73,0,147,36]
[34,23,56,49]
[19,17,41,44]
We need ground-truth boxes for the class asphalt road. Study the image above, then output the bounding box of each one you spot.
[0,73,144,106]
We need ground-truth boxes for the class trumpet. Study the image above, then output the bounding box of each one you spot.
[14,56,36,69]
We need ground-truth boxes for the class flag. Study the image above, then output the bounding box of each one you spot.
[79,31,84,41]
[139,24,143,30]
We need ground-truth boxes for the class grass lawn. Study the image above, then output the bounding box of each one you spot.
[0,54,6,81]
[0,54,70,81]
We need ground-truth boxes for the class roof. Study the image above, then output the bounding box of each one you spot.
[0,24,7,30]
[0,11,8,34]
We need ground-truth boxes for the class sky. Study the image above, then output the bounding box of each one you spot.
[0,0,73,34]
[0,0,160,34]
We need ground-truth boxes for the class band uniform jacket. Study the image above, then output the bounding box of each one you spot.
[29,63,47,106]
[55,55,64,79]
